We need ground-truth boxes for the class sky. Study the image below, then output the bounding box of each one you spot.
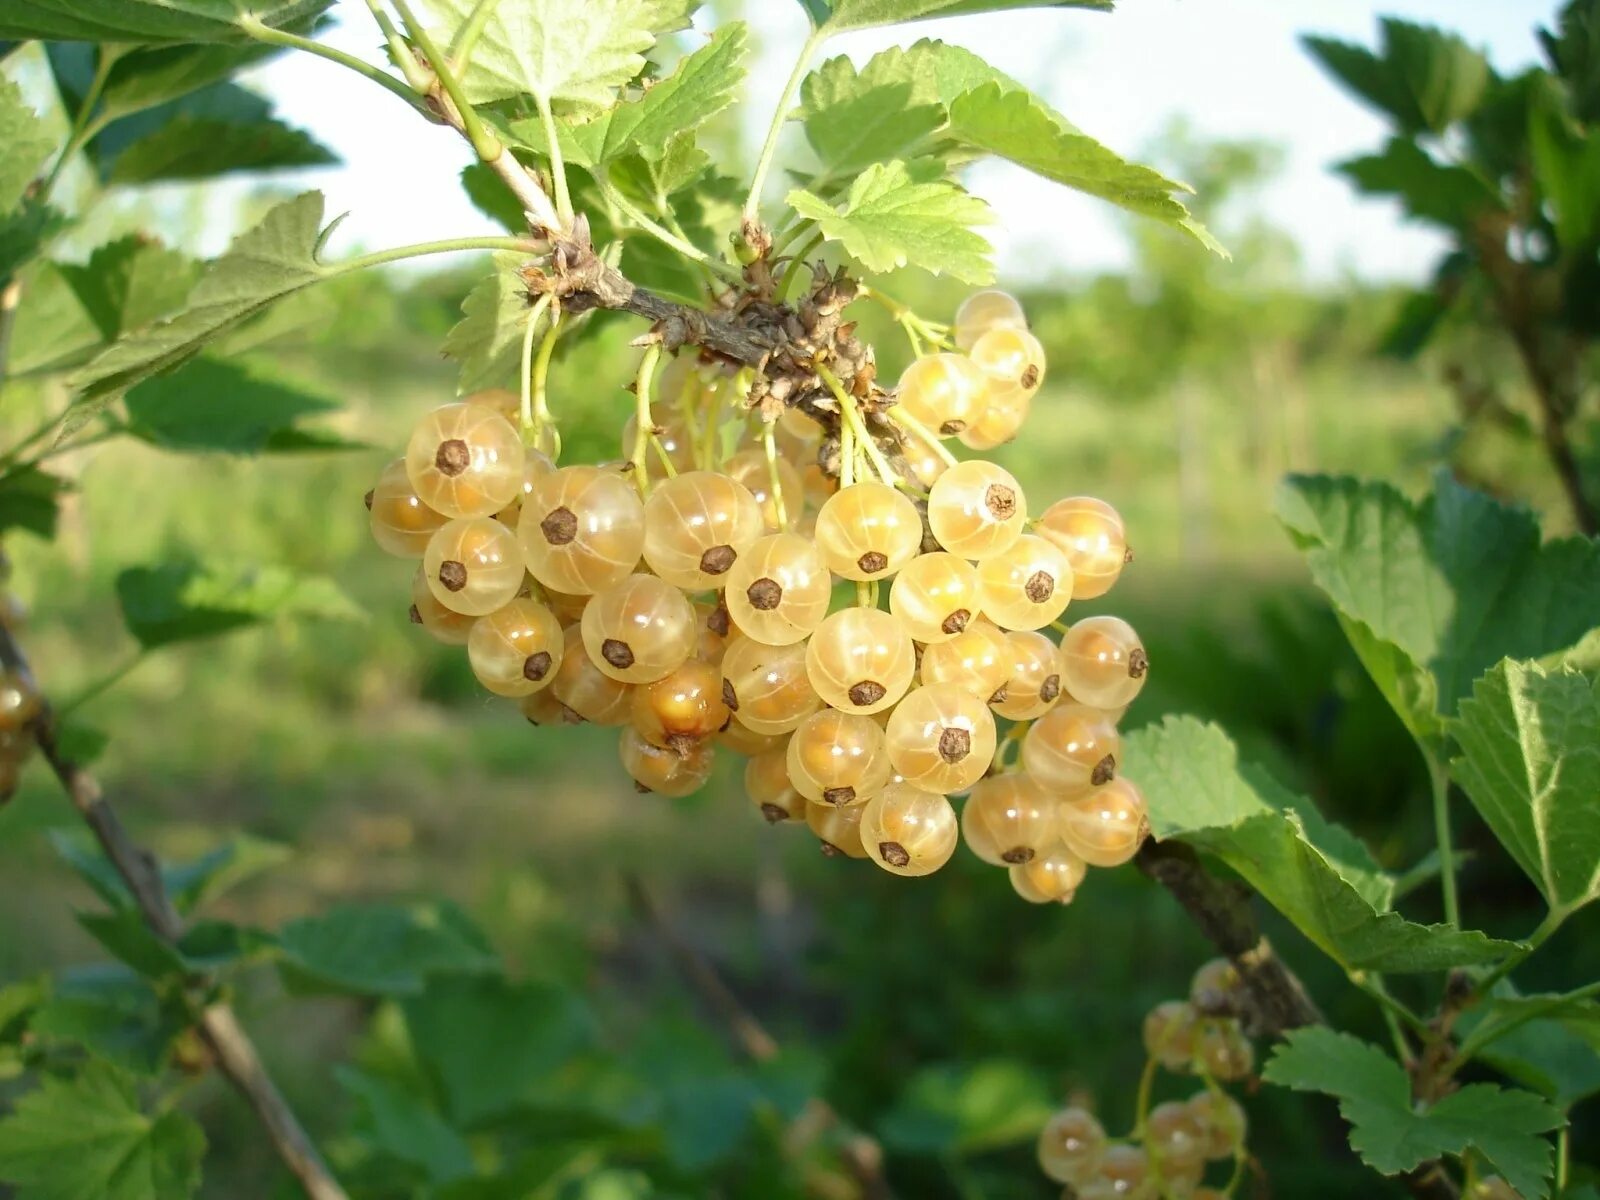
[241,0,1559,284]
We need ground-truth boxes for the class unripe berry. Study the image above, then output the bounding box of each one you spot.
[974,534,1072,630]
[885,683,997,794]
[551,625,633,724]
[927,460,1026,559]
[746,745,805,823]
[1194,1021,1254,1081]
[1036,497,1127,600]
[1143,1000,1200,1071]
[619,726,715,797]
[962,774,1056,865]
[631,658,729,753]
[953,289,1027,352]
[919,619,1012,700]
[519,464,646,595]
[581,574,697,684]
[990,629,1064,720]
[1185,1090,1247,1161]
[368,457,448,557]
[0,670,40,734]
[1057,777,1148,867]
[807,798,868,858]
[467,598,563,697]
[970,326,1046,401]
[860,783,958,877]
[806,607,916,714]
[1061,615,1148,710]
[1022,703,1121,794]
[787,708,893,806]
[727,449,804,533]
[889,552,982,644]
[1080,1143,1154,1200]
[423,517,526,616]
[409,570,474,645]
[725,532,830,646]
[405,402,526,518]
[643,469,764,590]
[895,353,991,436]
[958,390,1029,451]
[1035,1105,1105,1185]
[1011,842,1087,903]
[1190,958,1243,1013]
[1146,1100,1207,1170]
[814,481,922,581]
[722,637,821,734]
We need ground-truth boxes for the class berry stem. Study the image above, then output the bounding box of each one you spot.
[888,409,960,470]
[762,421,791,530]
[607,185,743,281]
[742,25,829,224]
[518,295,553,439]
[631,344,663,496]
[1130,1054,1158,1139]
[530,302,563,457]
[817,364,900,487]
[535,90,575,228]
[778,231,826,299]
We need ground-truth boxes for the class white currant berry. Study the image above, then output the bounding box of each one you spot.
[895,353,991,437]
[1057,777,1148,867]
[889,552,982,644]
[722,637,822,735]
[746,745,805,823]
[1190,957,1244,1011]
[927,460,1026,560]
[630,658,729,753]
[423,517,526,616]
[643,469,764,590]
[884,683,997,794]
[953,289,1027,352]
[717,716,786,757]
[1080,1144,1154,1200]
[405,402,526,519]
[989,629,1064,720]
[814,481,923,581]
[1060,615,1148,710]
[580,574,697,684]
[520,465,646,595]
[520,687,582,727]
[1036,497,1127,600]
[807,798,868,859]
[1146,1101,1207,1170]
[551,625,634,725]
[860,783,959,877]
[1194,1021,1254,1081]
[1011,842,1086,903]
[918,618,1012,700]
[806,607,917,714]
[1185,1090,1247,1161]
[408,569,474,645]
[786,708,893,806]
[957,390,1030,451]
[970,326,1046,402]
[974,534,1072,630]
[619,726,715,797]
[1022,703,1122,794]
[962,774,1056,865]
[1143,1000,1200,1071]
[1036,1105,1106,1186]
[725,532,830,646]
[467,598,564,697]
[368,457,448,557]
[727,449,804,534]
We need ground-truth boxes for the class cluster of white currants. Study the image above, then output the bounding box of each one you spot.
[365,288,1151,894]
[1037,960,1255,1199]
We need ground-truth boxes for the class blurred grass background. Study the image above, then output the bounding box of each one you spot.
[0,122,1592,1197]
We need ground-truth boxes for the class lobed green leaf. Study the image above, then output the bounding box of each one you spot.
[276,901,499,997]
[1303,17,1491,135]
[0,75,51,216]
[0,0,330,43]
[805,0,1111,35]
[442,252,537,395]
[123,356,352,455]
[115,559,361,650]
[1336,137,1504,231]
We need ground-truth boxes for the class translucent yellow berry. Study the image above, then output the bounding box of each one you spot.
[807,799,868,858]
[405,402,526,518]
[1011,842,1087,902]
[409,569,475,645]
[580,574,697,684]
[727,449,804,533]
[1060,615,1148,710]
[974,534,1072,630]
[1035,1105,1105,1186]
[961,773,1056,865]
[423,517,526,616]
[989,629,1064,719]
[746,746,806,823]
[895,353,990,436]
[725,532,830,646]
[814,482,923,581]
[806,607,916,714]
[860,784,959,877]
[551,625,633,725]
[889,552,982,644]
[957,391,1030,451]
[786,708,893,806]
[918,618,1012,700]
[1057,777,1148,867]
[969,326,1046,401]
[630,658,729,752]
[953,289,1027,352]
[467,598,563,697]
[1022,703,1122,794]
[1143,1000,1200,1071]
[722,637,822,735]
[619,726,715,798]
[368,457,448,557]
[926,460,1026,559]
[1036,497,1127,600]
[519,465,646,595]
[884,683,997,794]
[643,470,765,590]
[1186,1090,1247,1161]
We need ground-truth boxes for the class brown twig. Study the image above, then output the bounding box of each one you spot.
[0,626,350,1200]
[1135,841,1322,1035]
[624,876,892,1200]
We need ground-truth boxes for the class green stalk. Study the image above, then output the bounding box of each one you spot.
[335,236,540,275]
[239,17,424,111]
[390,0,501,162]
[1426,752,1460,927]
[535,92,574,228]
[742,26,829,223]
[631,344,663,495]
[604,185,743,282]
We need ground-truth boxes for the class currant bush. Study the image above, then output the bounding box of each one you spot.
[366,289,1150,893]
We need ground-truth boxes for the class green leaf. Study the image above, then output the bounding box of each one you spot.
[443,252,536,394]
[0,75,51,216]
[124,356,347,455]
[71,192,334,400]
[1337,137,1504,230]
[403,973,597,1126]
[277,901,499,997]
[57,237,203,341]
[0,468,69,539]
[877,1060,1053,1156]
[1263,1028,1562,1199]
[1124,717,1519,973]
[1473,1011,1600,1110]
[800,57,945,179]
[788,160,994,282]
[337,1068,473,1184]
[1276,473,1600,743]
[27,970,180,1075]
[809,0,1111,35]
[87,83,336,185]
[115,560,361,650]
[1529,82,1600,252]
[0,198,67,279]
[1541,0,1600,124]
[1304,18,1491,135]
[50,831,287,917]
[0,0,331,42]
[424,0,660,111]
[46,41,277,126]
[76,911,263,978]
[1452,661,1600,919]
[511,23,747,171]
[0,1059,206,1200]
